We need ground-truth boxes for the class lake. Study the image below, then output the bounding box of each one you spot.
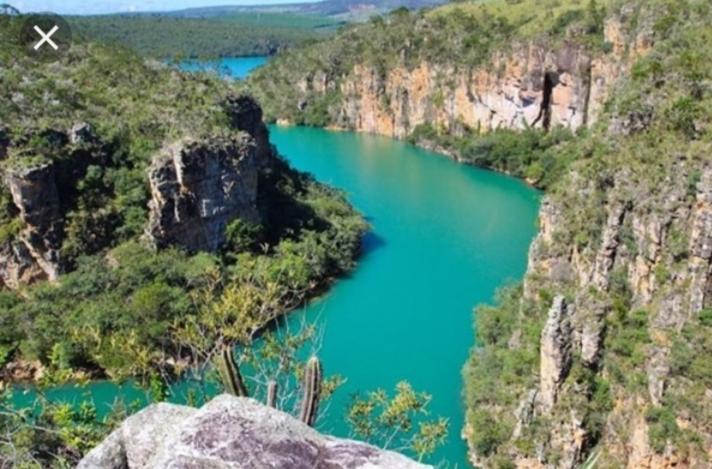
[177,56,268,79]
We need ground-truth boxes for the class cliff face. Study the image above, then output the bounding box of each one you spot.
[461,1,712,461]
[334,24,646,138]
[145,135,262,252]
[79,394,429,469]
[500,164,712,467]
[145,96,274,252]
[2,162,63,286]
[266,13,651,140]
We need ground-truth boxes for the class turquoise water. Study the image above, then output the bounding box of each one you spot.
[269,126,540,467]
[177,56,268,79]
[12,58,541,467]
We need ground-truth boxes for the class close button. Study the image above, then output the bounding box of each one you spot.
[20,13,72,62]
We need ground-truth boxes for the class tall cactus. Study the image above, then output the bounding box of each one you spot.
[299,356,322,427]
[216,346,249,397]
[266,380,278,408]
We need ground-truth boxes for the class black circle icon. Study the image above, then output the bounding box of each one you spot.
[19,13,72,62]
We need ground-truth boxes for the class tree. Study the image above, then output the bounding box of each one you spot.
[347,381,448,461]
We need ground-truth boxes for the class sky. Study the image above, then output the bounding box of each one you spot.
[10,0,318,15]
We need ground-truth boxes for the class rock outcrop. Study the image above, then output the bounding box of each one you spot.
[0,123,106,287]
[144,95,273,253]
[539,295,572,411]
[2,161,64,283]
[0,239,48,289]
[466,148,712,467]
[224,94,273,166]
[0,96,274,288]
[79,394,429,469]
[145,134,262,252]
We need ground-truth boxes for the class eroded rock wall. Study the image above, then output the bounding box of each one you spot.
[291,16,651,140]
[2,162,64,284]
[0,96,272,289]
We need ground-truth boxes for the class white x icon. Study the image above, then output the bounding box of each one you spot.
[33,25,59,51]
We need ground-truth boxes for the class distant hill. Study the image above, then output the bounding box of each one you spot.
[64,0,448,59]
[166,0,449,21]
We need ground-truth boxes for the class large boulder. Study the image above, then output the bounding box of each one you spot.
[79,394,430,469]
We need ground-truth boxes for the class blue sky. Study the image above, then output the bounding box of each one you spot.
[11,0,317,15]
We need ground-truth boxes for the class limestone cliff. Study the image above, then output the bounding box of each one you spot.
[79,394,429,469]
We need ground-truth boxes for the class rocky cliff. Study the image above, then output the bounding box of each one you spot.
[146,134,262,252]
[487,164,712,468]
[79,394,429,469]
[461,1,712,465]
[249,3,653,140]
[0,96,273,288]
[0,123,102,287]
[332,22,648,139]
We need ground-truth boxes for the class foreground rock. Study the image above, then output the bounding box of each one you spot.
[79,394,430,469]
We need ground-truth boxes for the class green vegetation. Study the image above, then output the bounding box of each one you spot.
[464,285,545,459]
[0,391,128,468]
[0,164,366,381]
[347,382,448,462]
[408,125,578,189]
[0,14,367,383]
[69,13,340,59]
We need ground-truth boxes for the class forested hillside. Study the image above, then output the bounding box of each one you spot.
[69,13,340,58]
[245,0,712,466]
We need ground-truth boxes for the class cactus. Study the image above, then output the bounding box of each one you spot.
[299,356,322,427]
[266,380,278,408]
[216,346,249,397]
